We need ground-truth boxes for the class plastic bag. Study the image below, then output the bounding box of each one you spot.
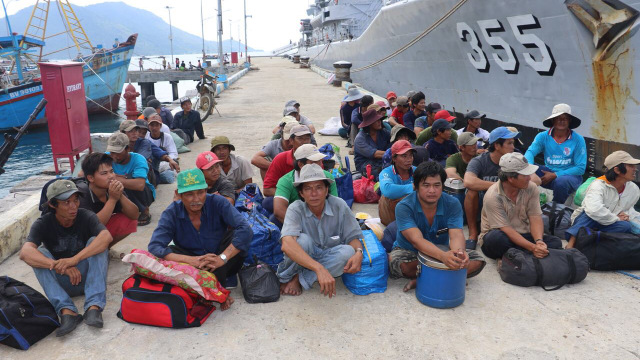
[574,177,596,206]
[241,208,283,270]
[236,183,270,217]
[318,117,342,136]
[353,164,380,204]
[342,230,389,295]
[238,257,281,303]
[335,157,354,207]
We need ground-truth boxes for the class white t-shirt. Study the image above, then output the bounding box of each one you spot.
[456,127,490,147]
[146,132,178,159]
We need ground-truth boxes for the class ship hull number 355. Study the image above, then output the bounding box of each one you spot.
[457,14,556,76]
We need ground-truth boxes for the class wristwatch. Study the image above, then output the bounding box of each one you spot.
[356,248,364,255]
[220,254,228,264]
[535,239,543,243]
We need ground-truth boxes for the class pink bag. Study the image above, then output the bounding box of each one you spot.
[353,164,380,204]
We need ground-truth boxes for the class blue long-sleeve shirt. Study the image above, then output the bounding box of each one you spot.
[148,194,252,258]
[134,138,167,161]
[379,165,415,199]
[524,129,586,176]
[351,107,363,127]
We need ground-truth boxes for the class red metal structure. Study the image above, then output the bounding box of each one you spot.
[123,83,140,120]
[39,61,91,174]
[231,52,238,64]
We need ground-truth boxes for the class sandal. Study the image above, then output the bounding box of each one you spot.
[138,213,152,226]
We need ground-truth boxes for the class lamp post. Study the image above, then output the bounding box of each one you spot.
[244,0,251,64]
[217,0,224,73]
[200,0,205,63]
[229,19,233,54]
[166,6,174,64]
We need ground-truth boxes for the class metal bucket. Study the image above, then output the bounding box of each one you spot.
[416,252,467,308]
[444,178,466,218]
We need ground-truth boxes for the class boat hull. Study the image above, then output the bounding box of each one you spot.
[300,0,640,168]
[0,34,136,130]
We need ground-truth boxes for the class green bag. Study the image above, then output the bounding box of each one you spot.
[574,177,596,206]
[170,131,191,154]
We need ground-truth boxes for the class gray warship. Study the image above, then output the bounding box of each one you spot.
[297,0,640,172]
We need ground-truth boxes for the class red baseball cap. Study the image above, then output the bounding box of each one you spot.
[196,151,222,170]
[375,100,390,110]
[434,109,456,122]
[386,91,397,100]
[391,140,415,156]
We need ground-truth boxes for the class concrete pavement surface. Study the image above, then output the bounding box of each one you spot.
[1,58,639,359]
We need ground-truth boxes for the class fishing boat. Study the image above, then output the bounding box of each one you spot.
[0,0,136,130]
[297,0,640,171]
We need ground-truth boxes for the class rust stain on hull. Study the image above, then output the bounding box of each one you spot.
[591,48,633,143]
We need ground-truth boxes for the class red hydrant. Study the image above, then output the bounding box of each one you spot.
[123,83,140,120]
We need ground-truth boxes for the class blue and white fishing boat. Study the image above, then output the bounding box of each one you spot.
[0,0,137,130]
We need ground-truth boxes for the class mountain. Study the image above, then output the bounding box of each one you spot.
[2,1,259,57]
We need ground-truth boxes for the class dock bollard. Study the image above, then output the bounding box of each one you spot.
[333,61,352,87]
[300,56,310,68]
[293,54,301,64]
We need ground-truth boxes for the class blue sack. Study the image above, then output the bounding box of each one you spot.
[335,157,354,208]
[236,183,270,217]
[342,230,389,295]
[241,208,284,271]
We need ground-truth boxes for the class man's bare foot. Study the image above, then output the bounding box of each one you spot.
[280,274,303,296]
[221,295,234,311]
[403,279,417,292]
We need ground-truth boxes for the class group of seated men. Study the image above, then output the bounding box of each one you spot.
[18,91,640,337]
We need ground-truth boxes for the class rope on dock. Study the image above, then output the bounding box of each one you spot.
[616,271,640,281]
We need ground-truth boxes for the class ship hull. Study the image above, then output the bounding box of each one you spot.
[0,34,136,130]
[300,0,640,168]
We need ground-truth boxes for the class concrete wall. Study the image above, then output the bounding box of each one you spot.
[0,193,40,263]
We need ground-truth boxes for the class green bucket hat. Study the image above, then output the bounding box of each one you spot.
[177,168,208,194]
[210,136,235,151]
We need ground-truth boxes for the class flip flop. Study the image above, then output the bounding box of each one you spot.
[138,213,152,226]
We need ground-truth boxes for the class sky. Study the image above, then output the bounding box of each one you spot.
[1,0,313,51]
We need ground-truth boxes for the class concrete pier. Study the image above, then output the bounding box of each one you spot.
[1,58,639,359]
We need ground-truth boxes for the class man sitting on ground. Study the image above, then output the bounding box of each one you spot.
[253,120,295,179]
[145,115,181,184]
[196,151,236,205]
[402,91,426,131]
[480,153,563,259]
[121,119,178,185]
[147,99,174,128]
[388,96,409,127]
[425,119,458,166]
[566,151,640,248]
[463,127,540,248]
[339,87,364,142]
[210,136,253,191]
[263,125,312,197]
[354,108,391,180]
[107,132,156,226]
[389,162,485,292]
[277,164,364,297]
[415,110,459,146]
[149,169,252,305]
[173,97,205,143]
[445,132,479,181]
[79,152,139,246]
[273,144,338,227]
[140,107,171,134]
[456,110,490,148]
[19,180,112,336]
[282,103,316,145]
[379,140,416,226]
[524,103,586,204]
[413,102,442,135]
[382,124,429,168]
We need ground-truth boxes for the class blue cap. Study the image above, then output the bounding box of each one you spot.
[489,126,521,144]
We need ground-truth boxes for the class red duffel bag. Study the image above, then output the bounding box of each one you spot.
[117,274,215,328]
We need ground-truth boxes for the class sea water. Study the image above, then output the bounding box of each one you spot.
[0,53,235,199]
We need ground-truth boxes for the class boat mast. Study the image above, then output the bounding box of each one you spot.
[200,0,205,64]
[1,0,24,81]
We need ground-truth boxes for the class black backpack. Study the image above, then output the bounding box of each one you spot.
[0,276,59,350]
[541,202,574,238]
[576,227,640,270]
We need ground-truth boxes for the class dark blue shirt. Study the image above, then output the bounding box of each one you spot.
[159,107,174,128]
[425,139,458,166]
[148,194,252,258]
[351,107,365,127]
[173,110,205,142]
[340,102,358,128]
[394,192,464,251]
[354,129,391,172]
[134,138,167,162]
[403,110,426,131]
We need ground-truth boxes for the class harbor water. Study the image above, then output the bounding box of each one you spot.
[0,53,238,199]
